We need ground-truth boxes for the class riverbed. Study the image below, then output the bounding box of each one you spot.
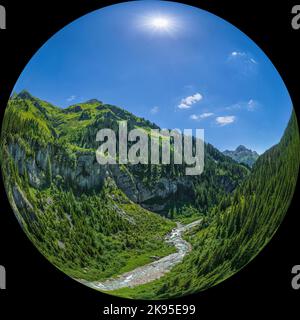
[84,219,202,291]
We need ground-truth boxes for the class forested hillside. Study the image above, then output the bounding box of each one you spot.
[1,93,176,281]
[1,92,247,281]
[110,111,300,299]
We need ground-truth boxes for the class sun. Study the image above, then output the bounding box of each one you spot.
[140,14,178,35]
[137,12,182,37]
[151,17,170,29]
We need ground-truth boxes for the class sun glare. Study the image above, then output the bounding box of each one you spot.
[139,13,179,36]
[151,17,170,29]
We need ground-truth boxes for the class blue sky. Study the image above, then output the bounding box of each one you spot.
[13,0,293,154]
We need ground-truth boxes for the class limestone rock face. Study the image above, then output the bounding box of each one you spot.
[7,141,198,213]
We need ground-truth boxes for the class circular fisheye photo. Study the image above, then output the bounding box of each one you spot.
[1,1,299,299]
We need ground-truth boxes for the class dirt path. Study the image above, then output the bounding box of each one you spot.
[85,219,202,291]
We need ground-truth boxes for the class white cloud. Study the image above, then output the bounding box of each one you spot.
[231,51,246,57]
[247,99,257,110]
[190,112,214,120]
[67,95,76,102]
[178,92,203,109]
[150,106,159,114]
[229,51,258,67]
[226,99,259,111]
[190,114,198,120]
[216,116,236,126]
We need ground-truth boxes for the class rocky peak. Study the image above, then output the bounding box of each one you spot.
[236,145,248,152]
[223,145,259,167]
[16,90,35,101]
[85,99,103,105]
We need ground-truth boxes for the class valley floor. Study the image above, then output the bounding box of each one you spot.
[81,219,202,291]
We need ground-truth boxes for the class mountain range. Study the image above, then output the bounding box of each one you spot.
[3,91,249,216]
[223,145,259,167]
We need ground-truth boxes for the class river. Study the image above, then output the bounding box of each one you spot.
[83,219,202,291]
